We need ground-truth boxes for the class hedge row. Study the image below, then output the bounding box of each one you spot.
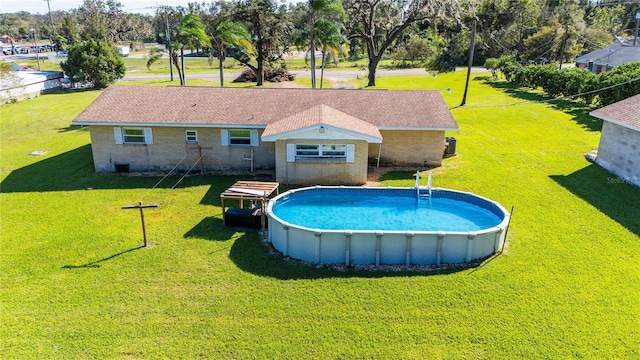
[486,56,640,106]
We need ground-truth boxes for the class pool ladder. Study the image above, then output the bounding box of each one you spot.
[415,171,432,205]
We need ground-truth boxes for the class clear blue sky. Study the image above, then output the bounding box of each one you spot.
[1,1,296,15]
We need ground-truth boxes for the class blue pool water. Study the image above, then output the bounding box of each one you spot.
[271,189,503,232]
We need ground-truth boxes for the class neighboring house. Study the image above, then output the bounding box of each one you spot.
[575,37,640,74]
[0,62,63,104]
[72,86,458,185]
[590,94,640,187]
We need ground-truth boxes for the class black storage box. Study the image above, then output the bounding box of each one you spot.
[225,208,262,228]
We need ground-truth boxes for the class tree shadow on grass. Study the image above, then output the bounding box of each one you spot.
[57,124,89,133]
[184,216,241,241]
[379,170,415,182]
[481,79,603,132]
[197,175,255,206]
[550,164,640,237]
[227,231,479,280]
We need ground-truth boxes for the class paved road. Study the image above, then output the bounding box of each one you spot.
[3,52,487,83]
[120,67,437,82]
[120,67,488,86]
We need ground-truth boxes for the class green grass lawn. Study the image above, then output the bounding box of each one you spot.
[13,53,395,75]
[1,74,639,359]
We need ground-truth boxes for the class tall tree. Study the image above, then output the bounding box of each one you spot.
[233,0,290,86]
[0,14,29,54]
[476,0,540,60]
[344,0,461,86]
[148,6,185,82]
[61,39,125,88]
[57,15,82,50]
[209,20,254,87]
[313,18,347,88]
[76,0,133,43]
[177,13,210,86]
[307,0,345,89]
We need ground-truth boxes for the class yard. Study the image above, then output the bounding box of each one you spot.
[1,72,638,358]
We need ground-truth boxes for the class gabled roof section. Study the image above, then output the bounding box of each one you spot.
[590,94,640,132]
[575,42,640,67]
[73,86,458,130]
[261,104,383,143]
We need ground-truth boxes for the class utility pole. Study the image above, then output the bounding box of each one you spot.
[44,0,58,50]
[559,23,569,70]
[460,19,477,107]
[165,7,174,82]
[30,27,41,71]
[634,11,640,47]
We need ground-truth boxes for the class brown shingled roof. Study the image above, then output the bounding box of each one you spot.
[261,104,383,142]
[590,94,640,131]
[73,85,458,130]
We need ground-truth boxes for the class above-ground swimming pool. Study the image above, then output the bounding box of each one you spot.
[266,186,511,266]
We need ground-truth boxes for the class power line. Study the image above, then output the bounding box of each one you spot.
[456,75,640,108]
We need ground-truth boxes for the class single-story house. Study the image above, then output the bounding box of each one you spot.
[575,37,640,74]
[590,93,640,187]
[0,63,63,104]
[72,85,458,185]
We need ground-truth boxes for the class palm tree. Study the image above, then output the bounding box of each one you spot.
[209,20,254,87]
[177,14,210,86]
[146,14,208,86]
[146,41,183,85]
[307,0,345,89]
[314,18,347,89]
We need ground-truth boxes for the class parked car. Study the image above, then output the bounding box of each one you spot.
[13,46,28,54]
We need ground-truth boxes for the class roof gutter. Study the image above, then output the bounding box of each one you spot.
[589,113,640,132]
[378,126,459,131]
[70,121,268,129]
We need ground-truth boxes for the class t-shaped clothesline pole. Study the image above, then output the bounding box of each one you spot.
[121,201,158,247]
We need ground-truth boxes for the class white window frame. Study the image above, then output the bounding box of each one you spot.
[115,127,153,145]
[295,144,320,157]
[295,144,347,158]
[185,129,198,143]
[221,129,258,147]
[320,144,347,157]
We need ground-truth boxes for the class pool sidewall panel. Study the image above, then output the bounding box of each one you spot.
[350,233,377,265]
[410,234,438,265]
[287,227,316,263]
[441,233,468,264]
[270,224,288,255]
[319,232,347,264]
[472,232,498,260]
[266,186,510,266]
[380,233,407,265]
